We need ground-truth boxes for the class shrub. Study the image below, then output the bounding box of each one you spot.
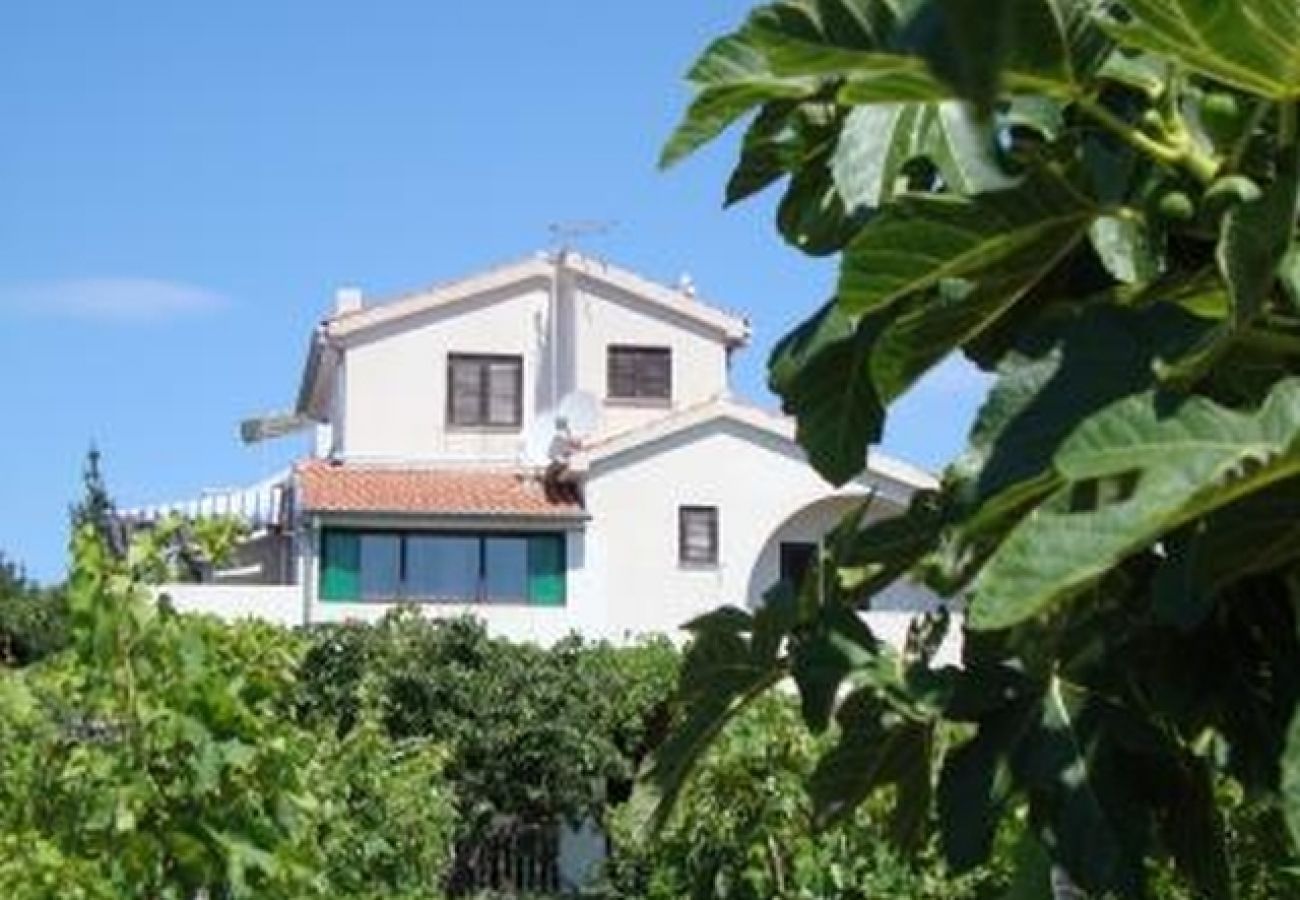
[605,696,1004,900]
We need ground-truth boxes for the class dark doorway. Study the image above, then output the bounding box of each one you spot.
[779,541,817,587]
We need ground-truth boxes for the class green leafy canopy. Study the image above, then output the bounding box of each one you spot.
[653,1,1300,897]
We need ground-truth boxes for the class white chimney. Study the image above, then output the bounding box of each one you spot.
[677,273,696,298]
[334,286,363,315]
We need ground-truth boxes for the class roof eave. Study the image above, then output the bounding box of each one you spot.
[294,326,339,423]
[577,400,937,495]
[302,507,591,524]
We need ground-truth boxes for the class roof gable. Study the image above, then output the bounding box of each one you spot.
[324,252,748,345]
[576,398,936,500]
[295,252,750,420]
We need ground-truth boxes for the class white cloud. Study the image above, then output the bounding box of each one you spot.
[0,277,230,322]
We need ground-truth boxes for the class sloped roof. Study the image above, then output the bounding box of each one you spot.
[326,252,748,344]
[296,460,586,519]
[295,252,750,421]
[575,397,937,496]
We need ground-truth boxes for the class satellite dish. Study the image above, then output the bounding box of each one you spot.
[520,415,559,466]
[557,391,600,439]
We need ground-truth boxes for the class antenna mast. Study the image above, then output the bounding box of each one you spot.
[547,220,616,256]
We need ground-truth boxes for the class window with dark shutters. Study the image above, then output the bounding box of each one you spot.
[607,345,671,401]
[679,506,719,566]
[447,354,522,427]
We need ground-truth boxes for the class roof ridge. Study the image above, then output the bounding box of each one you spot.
[327,253,549,325]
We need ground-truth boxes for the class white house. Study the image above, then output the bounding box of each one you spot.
[134,251,940,645]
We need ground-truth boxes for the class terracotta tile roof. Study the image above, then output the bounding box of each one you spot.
[296,460,585,518]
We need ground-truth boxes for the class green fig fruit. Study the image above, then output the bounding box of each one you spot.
[1201,92,1245,145]
[1156,190,1196,221]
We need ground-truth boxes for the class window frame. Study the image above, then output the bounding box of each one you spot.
[606,344,672,404]
[446,353,524,430]
[678,505,719,567]
[319,527,566,606]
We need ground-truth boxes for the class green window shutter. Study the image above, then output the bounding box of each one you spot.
[320,529,360,601]
[527,534,566,607]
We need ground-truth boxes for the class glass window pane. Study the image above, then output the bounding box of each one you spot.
[320,530,360,601]
[484,537,528,603]
[608,346,670,399]
[640,351,671,397]
[450,359,483,425]
[406,535,480,601]
[359,534,401,601]
[527,534,566,607]
[486,361,519,425]
[680,507,718,564]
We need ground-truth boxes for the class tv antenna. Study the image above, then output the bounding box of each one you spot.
[548,219,617,253]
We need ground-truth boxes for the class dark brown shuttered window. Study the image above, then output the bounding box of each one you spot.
[447,354,522,428]
[607,345,671,401]
[679,506,719,566]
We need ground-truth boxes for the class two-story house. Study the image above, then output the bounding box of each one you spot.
[136,252,939,644]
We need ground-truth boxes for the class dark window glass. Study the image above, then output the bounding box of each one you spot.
[779,542,817,587]
[321,528,567,606]
[484,536,529,602]
[679,506,719,565]
[607,346,671,400]
[486,360,521,426]
[358,533,401,600]
[448,354,522,427]
[405,535,479,601]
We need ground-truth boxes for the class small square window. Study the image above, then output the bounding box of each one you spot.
[607,345,671,401]
[448,354,522,428]
[679,506,719,566]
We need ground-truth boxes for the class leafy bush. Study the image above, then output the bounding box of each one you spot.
[606,696,1002,900]
[0,530,323,898]
[297,610,679,837]
[0,551,68,667]
[313,712,456,900]
[0,529,460,899]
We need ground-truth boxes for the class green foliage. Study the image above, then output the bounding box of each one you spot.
[0,551,68,667]
[297,610,680,838]
[0,529,462,899]
[0,529,322,898]
[658,1,1300,896]
[313,712,456,900]
[608,696,1002,900]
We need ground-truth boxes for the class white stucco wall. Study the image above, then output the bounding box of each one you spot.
[334,275,734,465]
[750,495,935,613]
[166,419,952,660]
[339,284,552,462]
[570,276,730,435]
[159,584,304,626]
[582,417,931,640]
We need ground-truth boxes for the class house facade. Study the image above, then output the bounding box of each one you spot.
[140,252,940,645]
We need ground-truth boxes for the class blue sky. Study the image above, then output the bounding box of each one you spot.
[0,1,985,582]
